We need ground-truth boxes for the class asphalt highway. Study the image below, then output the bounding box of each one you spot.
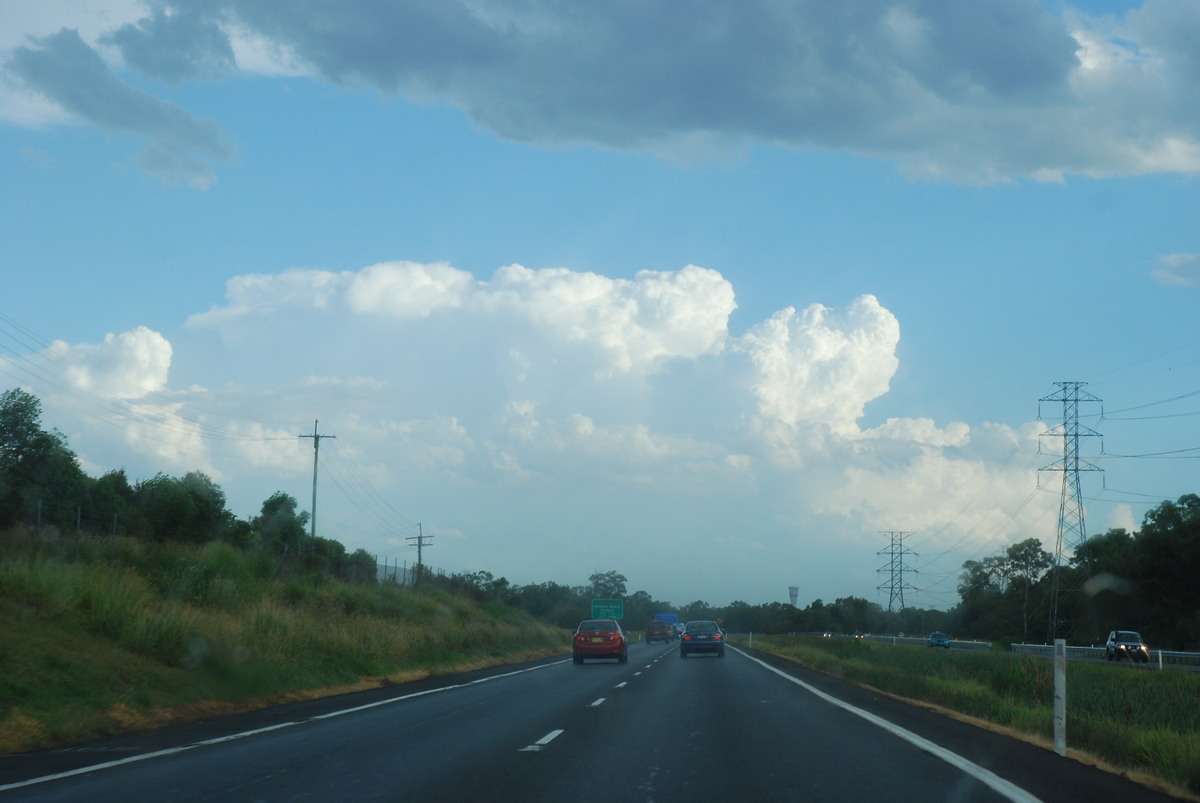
[0,642,1180,802]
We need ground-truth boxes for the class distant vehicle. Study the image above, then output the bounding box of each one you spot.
[852,631,866,639]
[928,631,950,649]
[1105,630,1149,663]
[646,620,673,643]
[680,620,725,658]
[573,619,628,664]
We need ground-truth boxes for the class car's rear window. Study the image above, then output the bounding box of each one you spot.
[686,621,718,633]
[579,620,616,631]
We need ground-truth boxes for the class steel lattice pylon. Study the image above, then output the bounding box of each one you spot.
[877,531,917,620]
[1039,381,1102,642]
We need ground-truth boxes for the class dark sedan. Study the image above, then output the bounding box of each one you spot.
[680,620,725,658]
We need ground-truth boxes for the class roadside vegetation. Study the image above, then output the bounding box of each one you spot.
[0,528,568,752]
[742,634,1200,798]
[4,383,1200,797]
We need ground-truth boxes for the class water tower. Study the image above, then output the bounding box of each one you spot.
[788,586,799,607]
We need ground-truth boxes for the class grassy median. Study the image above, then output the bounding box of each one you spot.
[739,633,1200,798]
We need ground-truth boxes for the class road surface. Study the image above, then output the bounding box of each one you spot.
[0,641,1178,801]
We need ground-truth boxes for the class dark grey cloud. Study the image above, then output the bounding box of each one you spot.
[6,28,236,188]
[102,5,236,85]
[143,0,1085,170]
[161,0,1101,177]
[9,0,1200,182]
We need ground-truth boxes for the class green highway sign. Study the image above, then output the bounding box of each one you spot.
[591,598,624,619]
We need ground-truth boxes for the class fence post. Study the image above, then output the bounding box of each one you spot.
[1054,638,1067,756]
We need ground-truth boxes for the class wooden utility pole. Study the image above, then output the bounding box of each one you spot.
[407,523,433,584]
[299,420,336,542]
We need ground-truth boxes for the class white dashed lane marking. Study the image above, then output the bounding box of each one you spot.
[519,729,564,752]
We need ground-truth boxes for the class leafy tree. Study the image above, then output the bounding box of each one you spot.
[679,600,715,622]
[0,388,47,470]
[1133,494,1200,647]
[588,570,627,599]
[180,471,233,542]
[829,596,881,634]
[134,474,198,542]
[226,518,254,549]
[1074,528,1137,578]
[510,581,585,626]
[343,548,378,584]
[1072,528,1139,637]
[0,388,87,530]
[253,491,308,553]
[1005,538,1053,642]
[83,469,134,533]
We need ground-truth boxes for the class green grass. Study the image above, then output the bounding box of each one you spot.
[742,634,1200,797]
[0,532,568,752]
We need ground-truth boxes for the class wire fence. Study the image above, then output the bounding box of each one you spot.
[374,555,449,587]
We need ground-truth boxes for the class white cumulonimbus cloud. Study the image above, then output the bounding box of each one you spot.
[192,261,738,380]
[49,326,172,399]
[737,296,900,436]
[28,258,1047,595]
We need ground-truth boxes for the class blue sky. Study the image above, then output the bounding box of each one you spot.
[1,0,1197,611]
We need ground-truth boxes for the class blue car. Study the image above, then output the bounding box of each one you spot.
[928,631,950,649]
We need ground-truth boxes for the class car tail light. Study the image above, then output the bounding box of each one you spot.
[713,633,723,641]
[683,634,692,640]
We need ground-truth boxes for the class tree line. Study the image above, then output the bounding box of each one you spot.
[955,497,1200,650]
[4,387,1196,647]
[0,388,374,581]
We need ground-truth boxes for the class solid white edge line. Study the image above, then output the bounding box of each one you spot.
[0,658,571,793]
[732,646,1042,803]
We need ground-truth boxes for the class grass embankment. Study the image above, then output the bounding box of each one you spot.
[742,634,1200,798]
[0,533,568,753]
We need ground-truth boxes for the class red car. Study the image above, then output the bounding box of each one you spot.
[572,619,628,664]
[646,620,673,643]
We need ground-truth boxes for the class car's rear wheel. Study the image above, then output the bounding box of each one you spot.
[573,653,582,665]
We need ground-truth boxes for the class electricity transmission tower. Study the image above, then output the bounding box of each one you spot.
[1038,382,1102,642]
[299,420,336,544]
[877,531,918,628]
